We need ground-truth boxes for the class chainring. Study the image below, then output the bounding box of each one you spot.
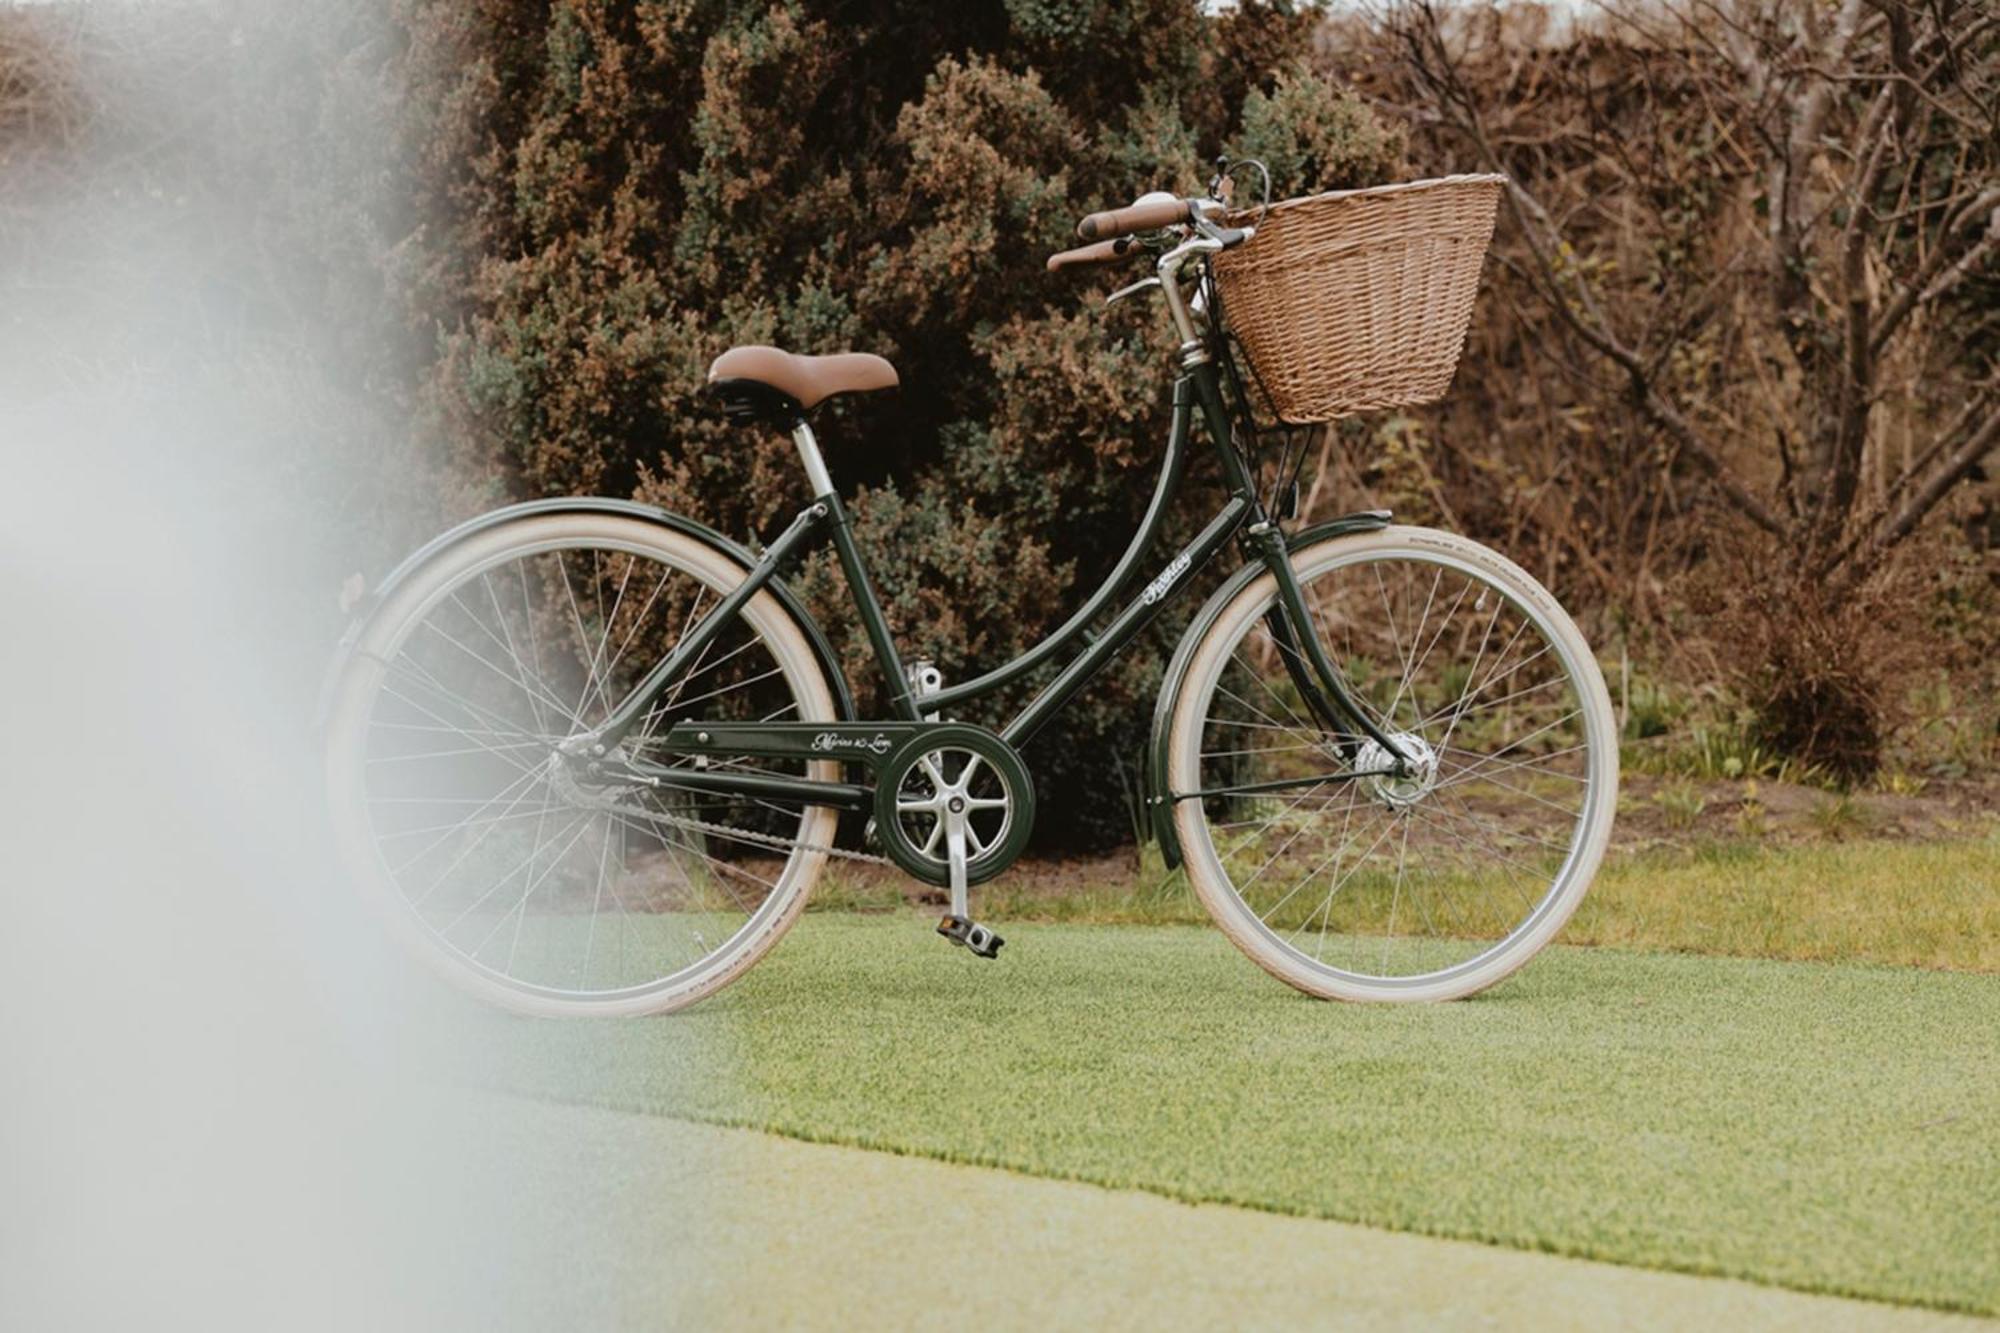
[872,723,1034,888]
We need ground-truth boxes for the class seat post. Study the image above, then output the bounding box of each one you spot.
[790,421,835,498]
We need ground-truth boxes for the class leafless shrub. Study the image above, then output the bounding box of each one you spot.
[1345,0,1997,774]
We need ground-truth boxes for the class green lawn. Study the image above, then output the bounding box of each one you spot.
[465,1100,1982,1330]
[817,833,2000,971]
[476,916,2000,1316]
[1567,837,2000,969]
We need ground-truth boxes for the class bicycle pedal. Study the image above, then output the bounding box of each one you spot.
[936,914,1004,960]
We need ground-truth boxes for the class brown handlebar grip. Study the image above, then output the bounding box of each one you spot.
[1045,237,1137,272]
[1076,196,1192,241]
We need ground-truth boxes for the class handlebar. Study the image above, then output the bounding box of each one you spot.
[1076,193,1232,243]
[1076,196,1194,242]
[1052,191,1256,347]
[1045,237,1142,272]
[1052,172,1267,342]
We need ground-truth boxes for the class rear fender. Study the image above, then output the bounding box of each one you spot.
[319,497,857,727]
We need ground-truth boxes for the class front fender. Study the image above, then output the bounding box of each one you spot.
[1144,510,1391,868]
[320,497,857,726]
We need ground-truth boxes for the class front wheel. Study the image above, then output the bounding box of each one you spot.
[1167,526,1617,1002]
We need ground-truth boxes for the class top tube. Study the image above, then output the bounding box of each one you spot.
[919,379,1196,714]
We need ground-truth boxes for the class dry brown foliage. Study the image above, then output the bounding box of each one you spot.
[1323,0,1999,774]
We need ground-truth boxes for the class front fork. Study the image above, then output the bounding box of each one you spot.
[1180,351,1410,773]
[1247,523,1412,772]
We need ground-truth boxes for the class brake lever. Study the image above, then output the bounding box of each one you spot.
[1189,205,1252,250]
[1106,275,1162,306]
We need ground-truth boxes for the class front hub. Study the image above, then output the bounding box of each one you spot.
[1353,732,1439,809]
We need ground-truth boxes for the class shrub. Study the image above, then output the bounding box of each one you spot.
[1231,60,1406,197]
[401,0,1406,849]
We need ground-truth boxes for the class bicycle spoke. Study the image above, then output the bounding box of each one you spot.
[336,530,835,1005]
[1184,539,1607,989]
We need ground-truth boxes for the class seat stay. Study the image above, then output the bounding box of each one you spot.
[592,501,830,749]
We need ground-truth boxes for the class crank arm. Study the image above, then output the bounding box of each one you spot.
[944,799,971,921]
[932,774,1003,958]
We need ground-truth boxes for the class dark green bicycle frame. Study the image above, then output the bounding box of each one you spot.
[590,356,1404,810]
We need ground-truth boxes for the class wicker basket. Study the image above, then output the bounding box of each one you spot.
[1213,174,1506,424]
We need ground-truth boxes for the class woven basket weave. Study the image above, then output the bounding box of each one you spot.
[1213,174,1505,424]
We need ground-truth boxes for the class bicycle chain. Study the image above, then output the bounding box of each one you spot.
[592,793,893,867]
[542,752,893,866]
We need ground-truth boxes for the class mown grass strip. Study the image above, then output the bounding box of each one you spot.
[814,834,2000,971]
[480,920,2000,1315]
[478,1101,1985,1331]
[1566,837,2000,969]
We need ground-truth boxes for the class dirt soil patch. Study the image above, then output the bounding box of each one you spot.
[1611,772,2000,850]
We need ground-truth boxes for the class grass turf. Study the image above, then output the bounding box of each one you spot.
[814,833,2000,971]
[1565,837,2000,969]
[475,918,2000,1315]
[467,1100,1984,1330]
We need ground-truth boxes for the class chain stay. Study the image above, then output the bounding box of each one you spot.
[552,761,892,866]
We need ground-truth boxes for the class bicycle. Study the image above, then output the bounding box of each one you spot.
[322,162,1618,1017]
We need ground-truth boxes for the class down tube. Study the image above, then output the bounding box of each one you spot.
[921,379,1195,714]
[1002,496,1250,748]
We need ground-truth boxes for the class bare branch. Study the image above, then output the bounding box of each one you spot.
[1817,84,1898,535]
[1916,211,2000,305]
[1882,391,1995,513]
[1871,189,2000,354]
[1862,406,2000,562]
[1396,0,1786,536]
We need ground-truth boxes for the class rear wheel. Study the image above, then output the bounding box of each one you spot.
[1168,526,1617,1002]
[324,514,839,1017]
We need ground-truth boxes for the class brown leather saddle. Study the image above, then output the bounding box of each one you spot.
[706,344,898,425]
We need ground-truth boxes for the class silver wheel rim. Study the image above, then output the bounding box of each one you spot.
[328,528,832,1006]
[1180,538,1614,992]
